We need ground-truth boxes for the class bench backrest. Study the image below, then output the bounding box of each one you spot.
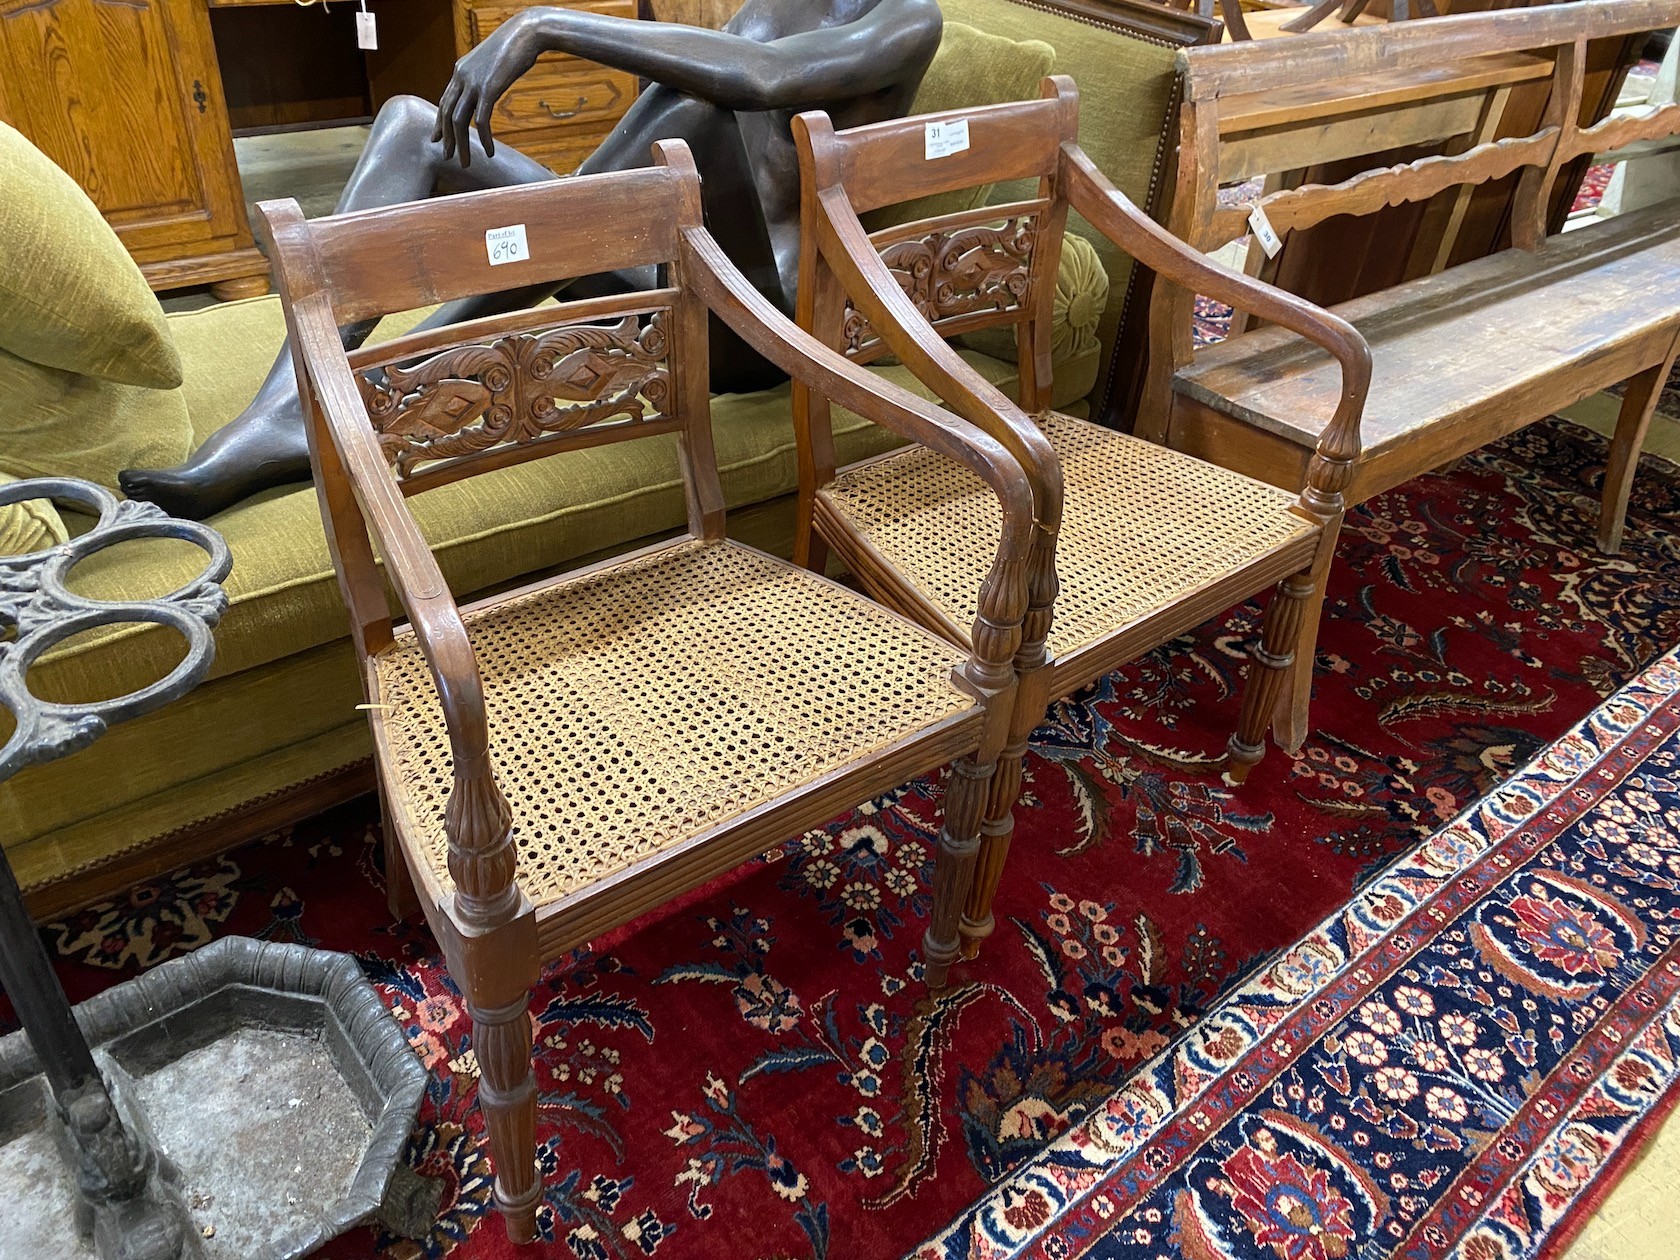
[1176,0,1680,256]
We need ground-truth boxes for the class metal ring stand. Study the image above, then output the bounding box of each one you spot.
[0,479,229,1260]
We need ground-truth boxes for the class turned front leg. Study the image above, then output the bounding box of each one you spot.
[924,756,995,989]
[1226,571,1314,785]
[469,981,542,1242]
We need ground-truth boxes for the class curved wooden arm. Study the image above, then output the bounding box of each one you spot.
[675,215,1032,687]
[285,287,519,928]
[807,182,1065,536]
[1060,142,1372,515]
[680,225,1036,547]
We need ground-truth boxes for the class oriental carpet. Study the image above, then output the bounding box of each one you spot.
[916,644,1680,1260]
[16,415,1680,1259]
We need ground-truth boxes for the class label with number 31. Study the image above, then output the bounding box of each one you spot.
[486,224,530,266]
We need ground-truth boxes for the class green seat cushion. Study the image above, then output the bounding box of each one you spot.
[0,472,67,555]
[0,123,181,389]
[869,22,1056,229]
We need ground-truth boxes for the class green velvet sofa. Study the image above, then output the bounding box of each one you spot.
[1,0,1186,915]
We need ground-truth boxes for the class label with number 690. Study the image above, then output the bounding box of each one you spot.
[486,224,530,266]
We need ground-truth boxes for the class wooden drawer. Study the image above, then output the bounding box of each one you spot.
[461,0,638,159]
[491,63,635,138]
[468,0,636,42]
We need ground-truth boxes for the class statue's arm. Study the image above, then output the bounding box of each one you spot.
[437,1,940,162]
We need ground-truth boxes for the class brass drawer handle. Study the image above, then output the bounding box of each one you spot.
[538,96,589,120]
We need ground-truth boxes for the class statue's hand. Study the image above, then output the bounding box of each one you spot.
[434,11,543,166]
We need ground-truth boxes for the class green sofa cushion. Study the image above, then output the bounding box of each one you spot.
[871,22,1057,228]
[0,472,67,555]
[0,125,195,547]
[34,326,1084,709]
[0,347,193,506]
[941,0,1182,403]
[0,123,181,390]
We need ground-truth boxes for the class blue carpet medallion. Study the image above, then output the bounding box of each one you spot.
[918,646,1680,1260]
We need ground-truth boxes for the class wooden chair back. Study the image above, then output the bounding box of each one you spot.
[791,84,1083,534]
[254,161,722,669]
[795,92,1077,395]
[1177,0,1680,257]
[259,168,718,500]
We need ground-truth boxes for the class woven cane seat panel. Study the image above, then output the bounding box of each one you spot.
[372,540,976,905]
[824,412,1313,657]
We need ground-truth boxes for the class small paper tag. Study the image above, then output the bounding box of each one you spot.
[355,9,377,49]
[1248,202,1283,259]
[924,118,970,161]
[485,224,529,266]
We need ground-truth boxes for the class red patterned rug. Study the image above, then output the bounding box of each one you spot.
[20,416,1680,1259]
[918,644,1680,1260]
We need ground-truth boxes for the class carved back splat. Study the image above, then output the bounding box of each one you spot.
[349,304,674,487]
[842,207,1044,364]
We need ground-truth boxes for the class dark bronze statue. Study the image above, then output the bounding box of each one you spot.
[121,0,942,519]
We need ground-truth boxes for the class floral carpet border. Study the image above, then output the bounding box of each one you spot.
[915,645,1680,1260]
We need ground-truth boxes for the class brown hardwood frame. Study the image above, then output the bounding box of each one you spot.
[256,143,1038,1244]
[1143,0,1680,745]
[790,77,1371,959]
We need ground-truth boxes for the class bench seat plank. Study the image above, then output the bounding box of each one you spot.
[1173,200,1680,478]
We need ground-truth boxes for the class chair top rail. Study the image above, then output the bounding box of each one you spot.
[274,166,687,325]
[795,98,1067,216]
[1177,0,1680,102]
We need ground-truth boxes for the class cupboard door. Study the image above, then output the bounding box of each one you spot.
[0,0,252,269]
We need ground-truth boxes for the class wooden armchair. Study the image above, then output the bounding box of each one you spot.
[790,77,1371,961]
[254,142,1033,1244]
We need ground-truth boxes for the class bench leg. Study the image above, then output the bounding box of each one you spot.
[1600,348,1678,555]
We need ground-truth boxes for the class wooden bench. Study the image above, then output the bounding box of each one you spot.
[1143,0,1680,747]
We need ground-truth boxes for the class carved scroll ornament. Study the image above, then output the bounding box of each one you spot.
[844,216,1036,355]
[358,312,671,477]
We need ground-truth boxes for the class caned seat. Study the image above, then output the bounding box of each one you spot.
[260,145,1035,1245]
[372,538,978,908]
[793,79,1368,963]
[824,412,1314,660]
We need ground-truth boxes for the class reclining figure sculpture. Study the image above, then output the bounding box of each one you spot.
[120,0,943,519]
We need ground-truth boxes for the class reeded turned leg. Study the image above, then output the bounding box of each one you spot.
[959,735,1027,960]
[465,953,542,1243]
[1226,571,1314,785]
[924,756,995,989]
[1269,564,1329,756]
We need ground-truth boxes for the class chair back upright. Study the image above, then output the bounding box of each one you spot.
[255,162,722,665]
[791,86,1081,510]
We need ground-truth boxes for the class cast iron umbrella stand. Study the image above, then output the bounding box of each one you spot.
[0,479,436,1258]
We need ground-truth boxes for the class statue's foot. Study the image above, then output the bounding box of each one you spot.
[118,465,241,521]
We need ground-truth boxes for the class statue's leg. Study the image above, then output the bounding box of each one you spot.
[121,96,566,520]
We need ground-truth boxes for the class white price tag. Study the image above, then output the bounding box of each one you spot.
[1248,202,1283,259]
[924,118,970,161]
[485,224,529,266]
[355,9,378,50]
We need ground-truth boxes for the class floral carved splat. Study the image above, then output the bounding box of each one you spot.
[358,311,671,477]
[844,216,1036,356]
